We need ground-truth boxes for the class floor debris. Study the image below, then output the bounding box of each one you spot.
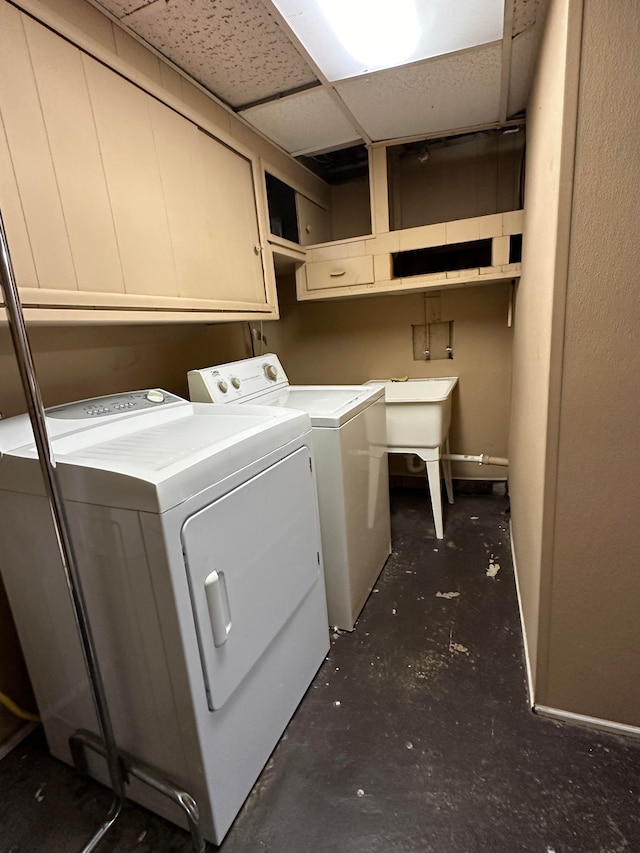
[449,642,469,655]
[486,556,501,578]
[436,591,460,599]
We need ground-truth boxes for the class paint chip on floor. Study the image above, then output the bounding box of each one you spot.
[449,642,469,654]
[486,556,501,578]
[436,591,460,599]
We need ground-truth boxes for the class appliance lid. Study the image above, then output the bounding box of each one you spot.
[253,384,385,427]
[0,403,311,513]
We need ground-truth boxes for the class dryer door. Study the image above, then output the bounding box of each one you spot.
[181,445,323,711]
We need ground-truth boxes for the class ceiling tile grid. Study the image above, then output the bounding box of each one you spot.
[335,43,503,143]
[99,0,318,107]
[240,87,361,155]
[91,1,549,156]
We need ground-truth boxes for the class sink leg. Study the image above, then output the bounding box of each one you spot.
[443,436,454,505]
[426,459,444,539]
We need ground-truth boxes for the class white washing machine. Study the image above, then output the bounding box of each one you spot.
[188,355,391,631]
[0,389,329,845]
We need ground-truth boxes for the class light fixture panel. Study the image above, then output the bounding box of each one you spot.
[270,0,505,82]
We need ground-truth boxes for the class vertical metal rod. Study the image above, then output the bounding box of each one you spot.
[0,210,125,845]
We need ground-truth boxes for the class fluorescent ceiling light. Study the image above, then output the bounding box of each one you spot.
[318,0,420,69]
[270,0,505,82]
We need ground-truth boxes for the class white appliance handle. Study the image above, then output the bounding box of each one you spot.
[204,570,232,647]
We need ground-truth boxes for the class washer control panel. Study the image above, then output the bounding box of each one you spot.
[47,390,184,420]
[188,354,288,404]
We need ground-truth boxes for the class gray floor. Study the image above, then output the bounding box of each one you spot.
[1,487,640,852]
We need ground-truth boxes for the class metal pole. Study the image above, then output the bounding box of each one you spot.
[0,209,125,849]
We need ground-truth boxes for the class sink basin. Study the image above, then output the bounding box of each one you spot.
[366,377,458,449]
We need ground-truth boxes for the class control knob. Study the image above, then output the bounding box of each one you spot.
[146,389,165,403]
[217,380,228,394]
[231,377,241,389]
[264,363,278,381]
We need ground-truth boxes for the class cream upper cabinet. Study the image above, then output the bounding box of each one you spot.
[197,130,266,305]
[0,2,78,293]
[0,1,273,321]
[82,55,178,298]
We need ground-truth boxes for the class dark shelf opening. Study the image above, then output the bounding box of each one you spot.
[509,233,523,263]
[265,173,299,243]
[392,239,493,278]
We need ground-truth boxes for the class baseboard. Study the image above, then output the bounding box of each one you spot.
[534,705,640,740]
[509,519,535,708]
[0,721,37,761]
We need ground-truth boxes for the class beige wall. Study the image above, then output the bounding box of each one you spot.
[272,275,513,482]
[0,324,245,416]
[540,0,640,724]
[388,132,524,230]
[511,0,640,727]
[329,178,371,241]
[509,0,581,694]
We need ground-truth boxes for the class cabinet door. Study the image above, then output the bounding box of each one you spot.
[147,98,210,300]
[23,16,125,295]
[82,55,178,298]
[297,193,331,245]
[198,131,267,305]
[0,2,76,291]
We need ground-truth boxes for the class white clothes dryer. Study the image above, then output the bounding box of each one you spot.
[188,355,391,631]
[0,389,328,845]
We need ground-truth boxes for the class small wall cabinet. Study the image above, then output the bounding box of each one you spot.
[295,211,523,301]
[272,135,524,303]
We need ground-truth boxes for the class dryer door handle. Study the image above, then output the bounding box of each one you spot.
[204,570,232,647]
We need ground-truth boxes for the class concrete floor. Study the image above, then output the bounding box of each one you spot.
[1,488,640,852]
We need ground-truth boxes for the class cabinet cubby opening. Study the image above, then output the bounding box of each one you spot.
[509,233,523,263]
[392,239,493,278]
[266,173,299,243]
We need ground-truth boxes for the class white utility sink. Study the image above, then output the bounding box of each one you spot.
[366,377,458,540]
[366,377,458,448]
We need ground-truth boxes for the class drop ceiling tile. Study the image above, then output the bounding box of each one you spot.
[113,0,318,107]
[335,43,503,142]
[508,25,544,115]
[240,88,361,155]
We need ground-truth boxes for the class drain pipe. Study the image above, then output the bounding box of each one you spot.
[442,453,509,467]
[404,452,509,473]
[0,209,125,851]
